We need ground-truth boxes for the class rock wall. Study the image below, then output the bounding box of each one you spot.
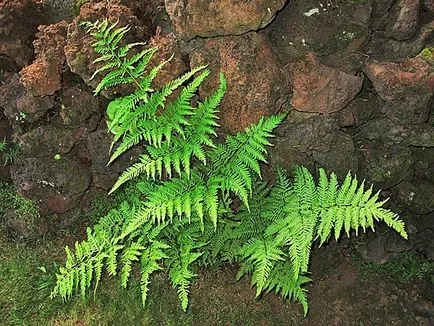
[0,0,433,259]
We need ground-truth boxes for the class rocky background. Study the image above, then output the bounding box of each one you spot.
[0,0,433,273]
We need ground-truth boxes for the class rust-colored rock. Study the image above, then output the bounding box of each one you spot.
[0,0,45,67]
[287,53,363,114]
[0,73,54,128]
[365,57,434,124]
[147,32,187,88]
[65,1,148,92]
[190,33,289,132]
[20,21,69,96]
[165,0,286,39]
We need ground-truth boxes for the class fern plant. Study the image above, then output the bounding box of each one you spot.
[51,19,407,315]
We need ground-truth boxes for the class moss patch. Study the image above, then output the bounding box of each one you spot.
[353,250,434,284]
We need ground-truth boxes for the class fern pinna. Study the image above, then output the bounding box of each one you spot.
[51,19,407,315]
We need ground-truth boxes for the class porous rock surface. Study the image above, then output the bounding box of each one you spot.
[386,0,421,41]
[20,21,69,96]
[365,57,434,124]
[165,0,286,39]
[64,0,149,92]
[287,53,363,114]
[189,33,289,132]
[0,0,432,260]
[0,0,45,68]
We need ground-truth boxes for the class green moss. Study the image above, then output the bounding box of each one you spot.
[0,230,299,325]
[0,182,39,219]
[354,251,434,284]
[418,47,434,61]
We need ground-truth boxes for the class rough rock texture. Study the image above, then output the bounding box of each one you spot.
[365,57,434,124]
[64,1,149,92]
[387,0,421,41]
[422,0,434,12]
[334,91,378,128]
[360,140,414,189]
[18,122,87,157]
[58,84,102,129]
[394,180,434,215]
[413,147,434,184]
[189,33,289,132]
[0,73,54,127]
[369,19,434,61]
[19,21,69,96]
[267,0,371,73]
[360,118,434,147]
[165,0,286,39]
[0,0,45,68]
[270,116,360,177]
[357,235,391,264]
[87,123,142,190]
[287,53,363,114]
[147,32,187,88]
[11,156,91,215]
[371,0,396,30]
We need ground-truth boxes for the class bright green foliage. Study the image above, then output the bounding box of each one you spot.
[0,182,39,219]
[0,139,19,166]
[51,19,407,316]
[205,166,407,314]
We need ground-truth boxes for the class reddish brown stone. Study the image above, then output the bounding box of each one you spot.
[0,73,54,127]
[65,0,148,92]
[365,57,434,124]
[0,0,45,67]
[287,53,363,114]
[165,0,286,39]
[190,33,289,132]
[147,32,187,88]
[19,21,69,96]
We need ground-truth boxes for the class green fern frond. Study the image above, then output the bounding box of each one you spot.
[209,114,285,208]
[108,70,210,164]
[309,167,409,243]
[240,238,286,296]
[168,243,203,311]
[52,18,408,318]
[140,240,170,305]
[107,73,226,194]
[120,242,145,287]
[264,261,311,315]
[111,65,207,144]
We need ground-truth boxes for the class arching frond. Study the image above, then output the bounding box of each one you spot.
[52,19,407,318]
